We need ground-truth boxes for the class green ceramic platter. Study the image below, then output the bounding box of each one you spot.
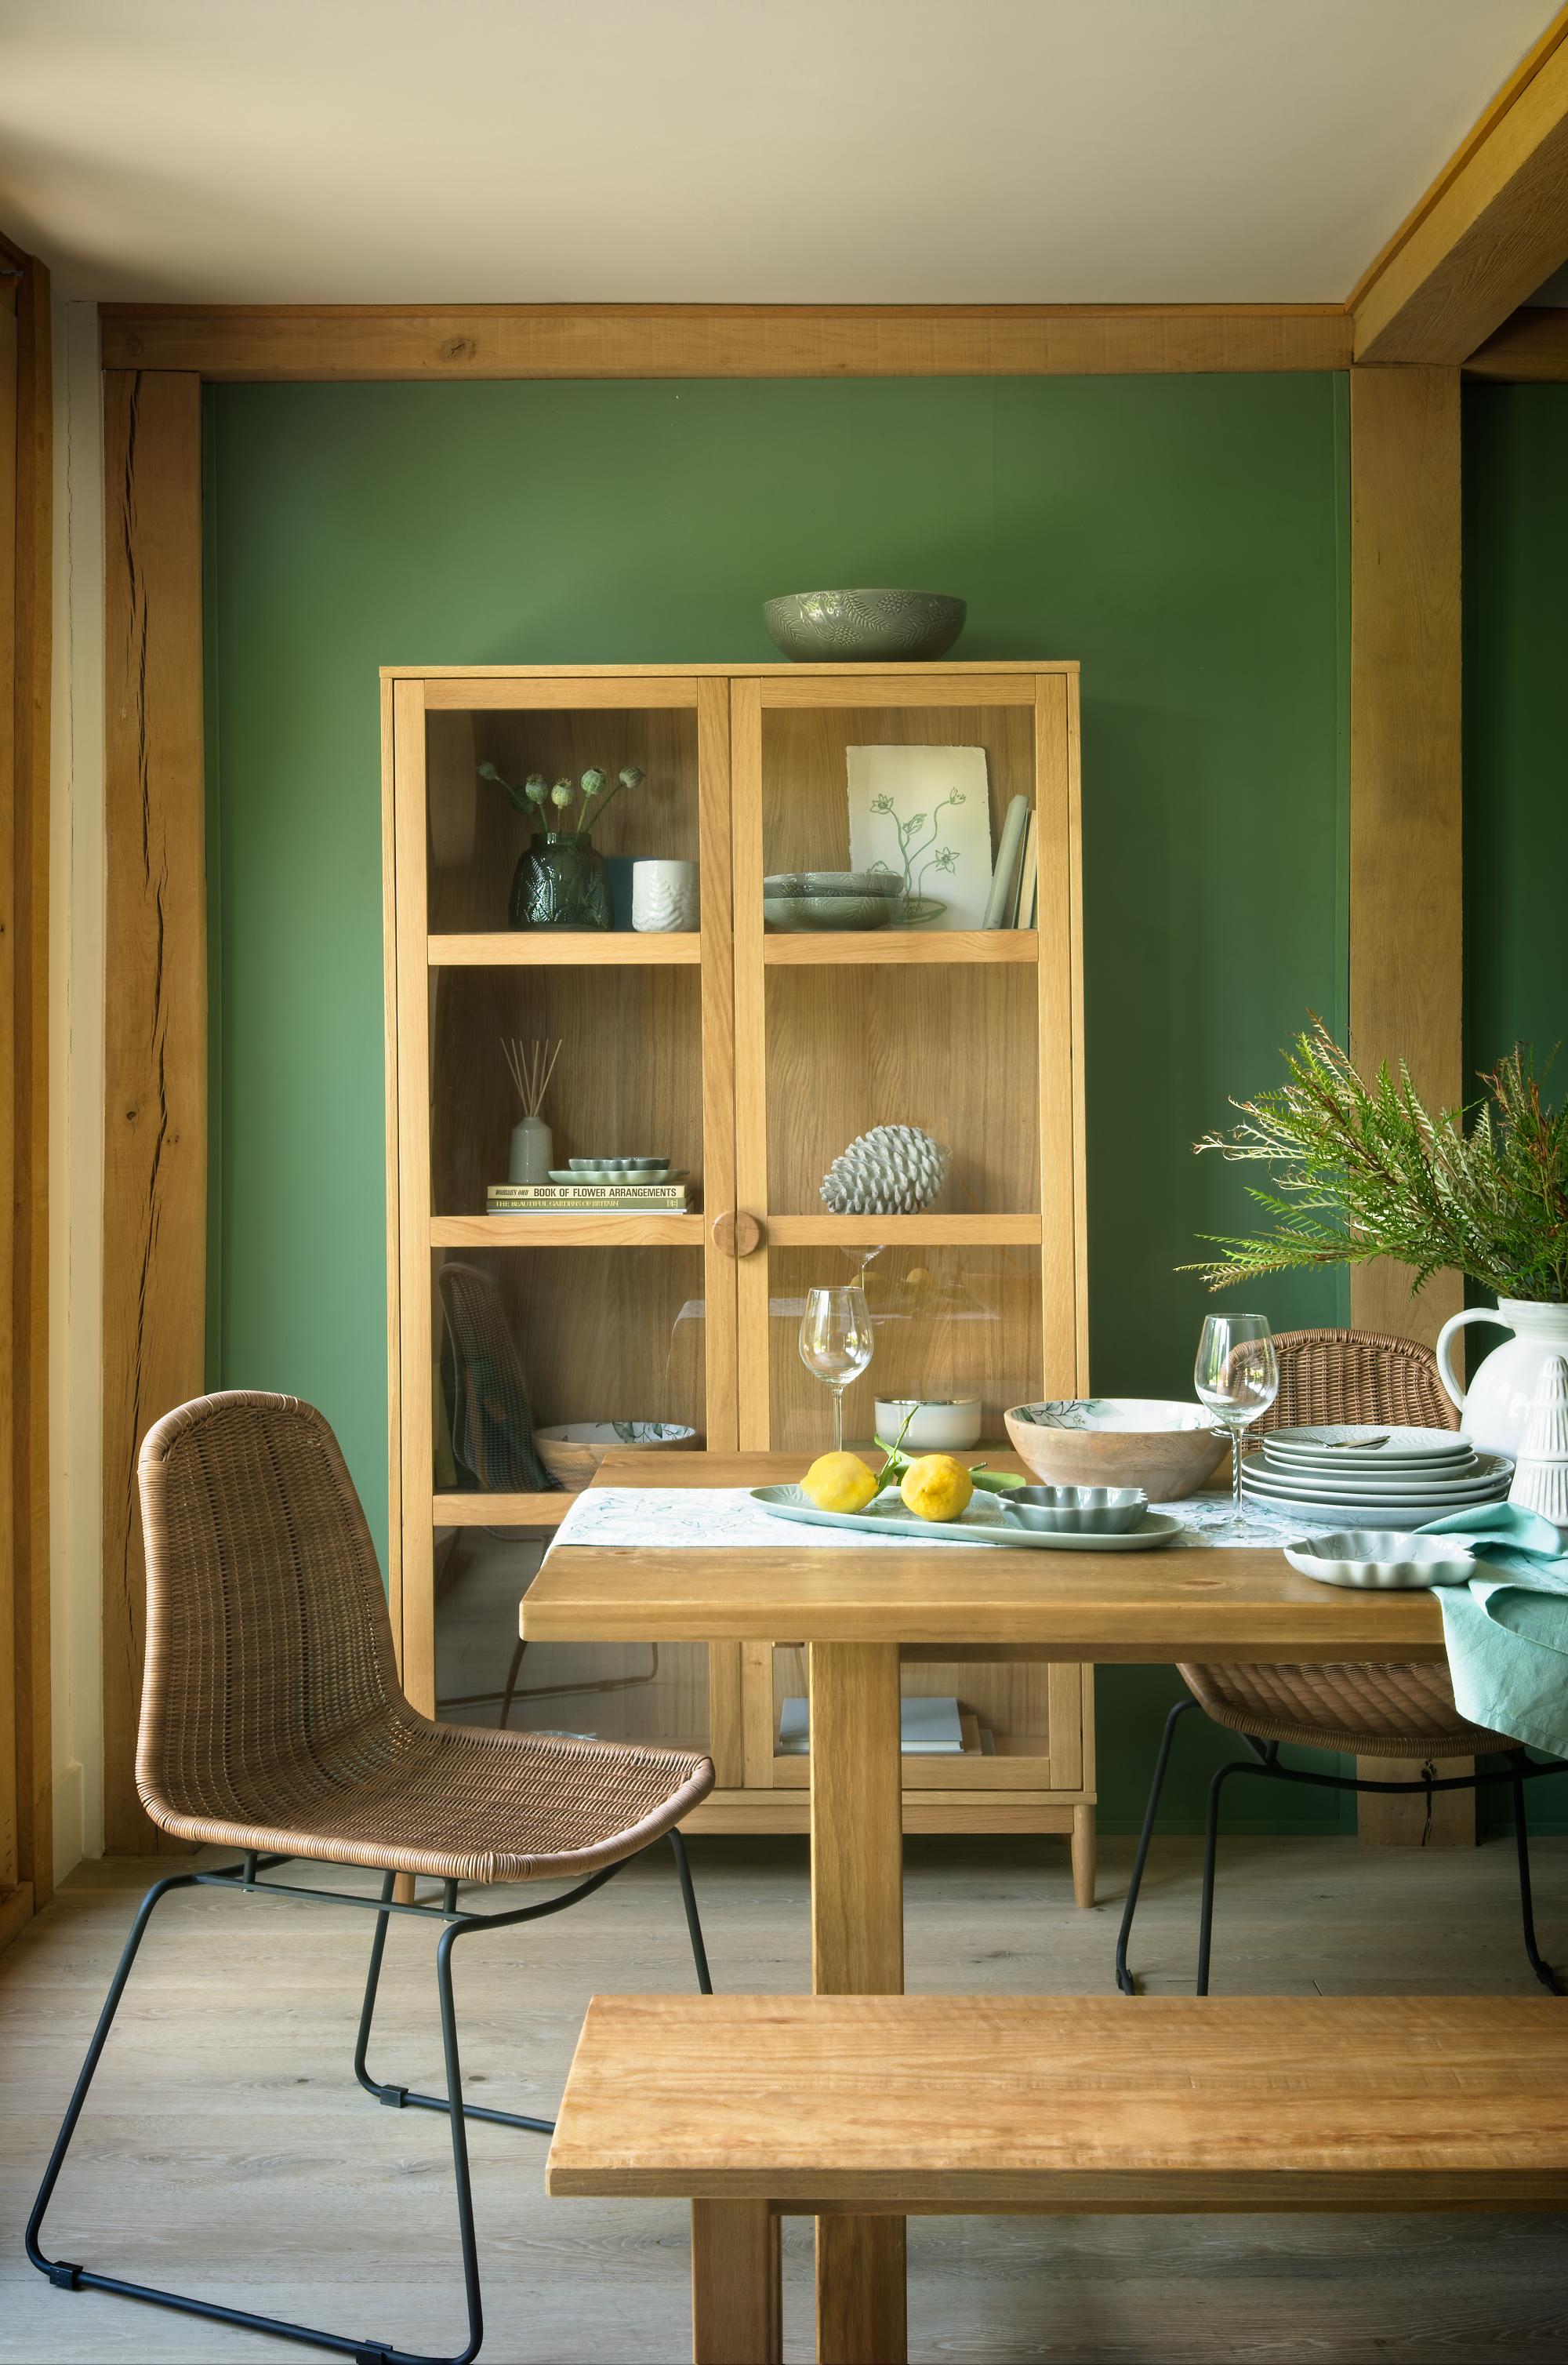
[750,1484,1182,1551]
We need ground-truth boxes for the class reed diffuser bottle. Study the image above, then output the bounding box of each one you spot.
[503,1037,561,1184]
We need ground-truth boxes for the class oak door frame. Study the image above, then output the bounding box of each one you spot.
[1,231,51,1934]
[96,302,1490,1845]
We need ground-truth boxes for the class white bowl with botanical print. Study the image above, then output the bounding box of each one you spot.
[1282,1531,1478,1589]
[535,1419,696,1491]
[1005,1399,1229,1499]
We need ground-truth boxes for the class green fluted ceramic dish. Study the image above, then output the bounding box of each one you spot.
[764,895,894,932]
[763,872,903,899]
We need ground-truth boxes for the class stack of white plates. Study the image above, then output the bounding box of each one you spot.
[1240,1424,1512,1524]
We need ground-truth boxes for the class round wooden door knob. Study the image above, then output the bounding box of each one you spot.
[712,1211,763,1258]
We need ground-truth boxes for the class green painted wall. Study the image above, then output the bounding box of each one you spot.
[1463,383,1568,1078]
[206,374,1352,1833]
[1461,383,1568,1844]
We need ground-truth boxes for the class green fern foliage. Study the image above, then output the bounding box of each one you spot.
[1186,1019,1568,1302]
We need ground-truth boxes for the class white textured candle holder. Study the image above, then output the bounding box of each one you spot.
[631,859,699,932]
[1508,1350,1568,1540]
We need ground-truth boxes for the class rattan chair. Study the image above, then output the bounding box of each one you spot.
[27,1391,715,2365]
[1115,1328,1564,1997]
[438,1259,558,1495]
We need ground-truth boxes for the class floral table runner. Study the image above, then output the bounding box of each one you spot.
[547,1484,1350,1555]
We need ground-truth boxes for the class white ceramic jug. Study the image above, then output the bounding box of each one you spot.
[1436,1298,1568,1457]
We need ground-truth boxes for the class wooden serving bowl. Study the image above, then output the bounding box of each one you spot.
[1004,1399,1229,1501]
[535,1421,697,1492]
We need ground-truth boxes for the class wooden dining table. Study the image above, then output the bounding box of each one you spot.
[521,1450,1448,2364]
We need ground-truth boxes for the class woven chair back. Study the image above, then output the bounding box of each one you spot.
[437,1261,557,1492]
[136,1391,412,1827]
[1254,1327,1457,1436]
[1181,1326,1480,1749]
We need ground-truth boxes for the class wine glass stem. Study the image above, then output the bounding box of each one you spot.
[1230,1424,1243,1513]
[831,1388,844,1455]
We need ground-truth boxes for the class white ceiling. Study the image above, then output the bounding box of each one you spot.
[0,0,1558,305]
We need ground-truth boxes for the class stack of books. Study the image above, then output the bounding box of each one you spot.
[485,1179,691,1214]
[778,1696,980,1756]
[982,792,1039,930]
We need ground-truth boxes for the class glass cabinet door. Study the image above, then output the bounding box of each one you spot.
[433,1524,714,1757]
[726,667,1087,1804]
[387,672,736,1719]
[727,669,1084,1451]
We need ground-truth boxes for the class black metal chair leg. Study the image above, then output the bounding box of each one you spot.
[356,1870,553,2136]
[1195,1758,1252,1995]
[1115,1697,1195,1996]
[1508,1755,1564,1996]
[434,1924,483,2365]
[353,1870,399,2104]
[496,1638,526,1731]
[26,1870,198,2286]
[353,1843,706,2136]
[28,1867,474,2364]
[669,1829,713,1993]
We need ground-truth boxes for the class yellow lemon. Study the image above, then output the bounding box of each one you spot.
[898,1453,974,1523]
[800,1452,879,1514]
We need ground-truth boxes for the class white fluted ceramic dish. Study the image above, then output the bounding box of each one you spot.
[1282,1532,1478,1589]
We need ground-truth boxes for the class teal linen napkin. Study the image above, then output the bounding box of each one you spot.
[1417,1501,1568,1760]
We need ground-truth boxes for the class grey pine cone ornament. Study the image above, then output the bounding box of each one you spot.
[818,1124,950,1217]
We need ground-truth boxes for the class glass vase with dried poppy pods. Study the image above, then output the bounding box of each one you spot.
[478,762,645,932]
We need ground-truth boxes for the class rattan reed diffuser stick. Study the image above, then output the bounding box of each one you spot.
[502,1037,562,1186]
[502,1036,561,1117]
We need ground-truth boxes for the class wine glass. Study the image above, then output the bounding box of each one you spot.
[1194,1313,1279,1522]
[799,1286,874,1453]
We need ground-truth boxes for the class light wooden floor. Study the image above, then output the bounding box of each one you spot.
[2,1835,1564,2365]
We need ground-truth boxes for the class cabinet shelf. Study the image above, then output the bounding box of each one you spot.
[763,928,1037,966]
[428,932,702,967]
[765,1212,1043,1247]
[432,1213,706,1247]
[434,1491,574,1528]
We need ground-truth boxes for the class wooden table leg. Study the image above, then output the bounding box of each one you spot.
[691,2200,781,2364]
[808,1641,906,2365]
[1072,1802,1097,1907]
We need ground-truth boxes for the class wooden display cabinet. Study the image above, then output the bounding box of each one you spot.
[383,663,1094,1896]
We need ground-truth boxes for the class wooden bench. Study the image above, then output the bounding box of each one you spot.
[546,1993,1568,2365]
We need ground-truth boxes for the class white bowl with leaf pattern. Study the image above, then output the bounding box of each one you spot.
[1005,1398,1229,1499]
[535,1420,696,1491]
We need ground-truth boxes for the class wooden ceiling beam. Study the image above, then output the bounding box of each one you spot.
[1463,301,1568,378]
[1353,11,1568,365]
[97,302,1352,381]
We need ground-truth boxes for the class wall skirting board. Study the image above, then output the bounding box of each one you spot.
[51,1759,83,1886]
